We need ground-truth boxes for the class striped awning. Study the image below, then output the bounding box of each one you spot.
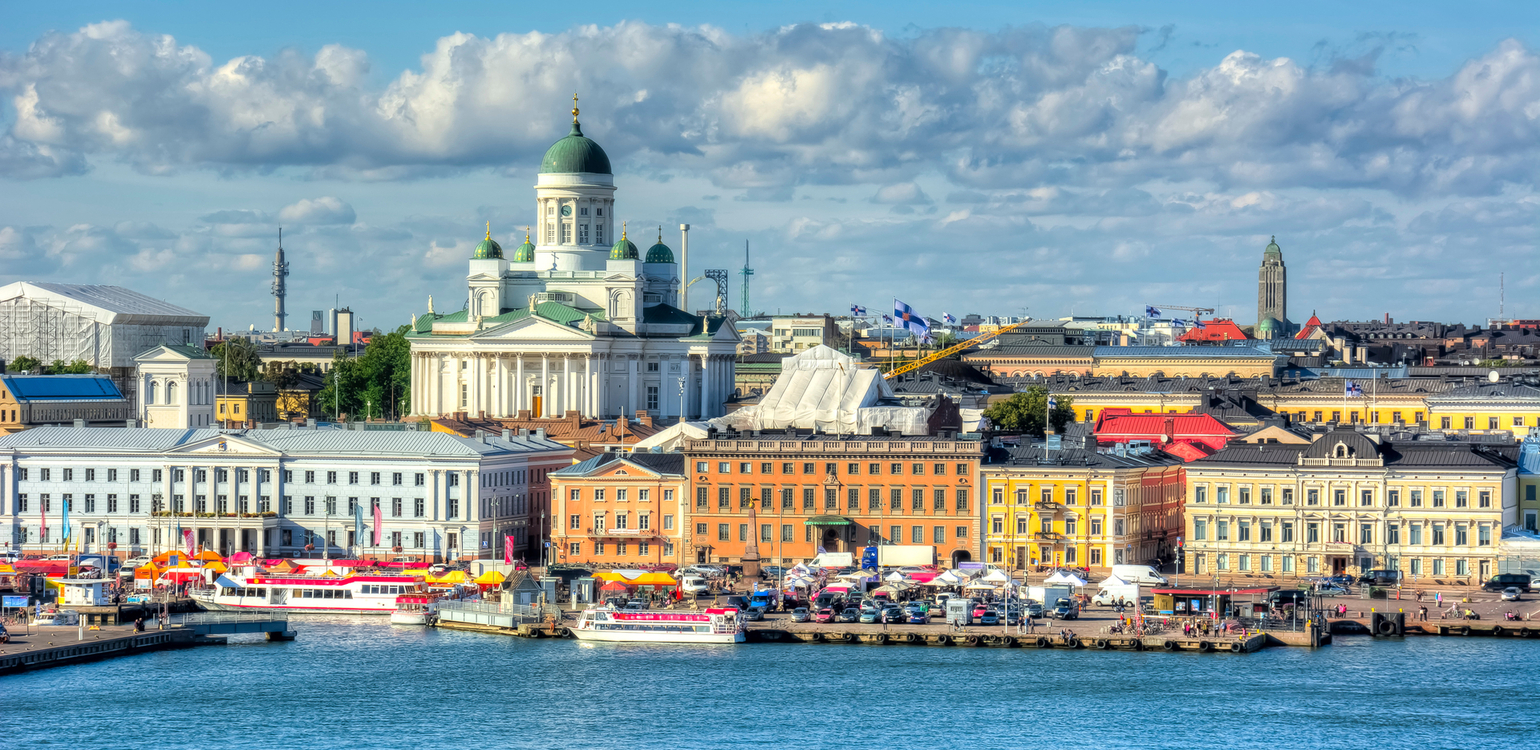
[804,515,854,526]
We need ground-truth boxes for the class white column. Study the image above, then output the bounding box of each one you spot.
[515,355,525,415]
[541,355,551,417]
[583,355,595,418]
[682,355,694,420]
[628,357,639,416]
[698,355,710,419]
[562,355,573,417]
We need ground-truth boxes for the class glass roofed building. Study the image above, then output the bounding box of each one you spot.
[409,100,738,422]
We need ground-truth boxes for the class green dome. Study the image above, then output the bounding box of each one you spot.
[1264,235,1282,257]
[512,233,536,263]
[539,119,612,175]
[1258,316,1280,338]
[644,228,674,263]
[472,224,503,260]
[610,227,638,260]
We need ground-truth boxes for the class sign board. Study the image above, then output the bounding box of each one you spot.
[958,562,985,572]
[2,595,29,608]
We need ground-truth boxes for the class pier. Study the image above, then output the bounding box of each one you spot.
[0,613,294,677]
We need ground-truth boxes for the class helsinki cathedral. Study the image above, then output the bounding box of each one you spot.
[408,100,739,422]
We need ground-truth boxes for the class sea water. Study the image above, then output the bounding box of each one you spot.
[2,617,1535,749]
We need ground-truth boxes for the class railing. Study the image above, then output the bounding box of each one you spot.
[436,599,558,627]
[175,612,289,626]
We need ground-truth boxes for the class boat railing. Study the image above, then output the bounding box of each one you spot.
[175,612,290,627]
[437,600,558,620]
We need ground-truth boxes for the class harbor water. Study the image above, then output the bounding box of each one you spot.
[3,617,1536,749]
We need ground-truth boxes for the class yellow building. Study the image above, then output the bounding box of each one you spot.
[1519,428,1540,533]
[982,441,1185,571]
[215,379,278,425]
[1184,428,1516,582]
[1091,346,1283,379]
[1425,382,1540,440]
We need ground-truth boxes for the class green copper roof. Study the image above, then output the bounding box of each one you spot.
[539,120,612,175]
[1264,235,1281,257]
[512,234,536,263]
[473,237,503,260]
[644,229,674,263]
[1257,317,1280,337]
[610,231,639,260]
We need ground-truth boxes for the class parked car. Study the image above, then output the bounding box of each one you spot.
[927,602,946,618]
[723,596,750,611]
[679,577,711,595]
[790,607,811,623]
[1502,587,1523,602]
[1484,574,1534,592]
[1358,569,1403,587]
[1051,598,1079,620]
[761,565,786,579]
[1268,590,1310,607]
[978,610,1000,626]
[122,556,151,570]
[1322,575,1356,588]
[1004,610,1023,626]
[859,609,881,624]
[624,600,646,610]
[882,608,908,624]
[1314,585,1349,597]
[1024,601,1044,618]
[907,611,929,625]
[815,608,836,623]
[836,608,861,623]
[744,607,766,622]
[971,603,989,618]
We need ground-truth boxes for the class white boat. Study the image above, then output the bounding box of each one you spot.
[192,572,423,614]
[389,593,441,625]
[572,607,744,644]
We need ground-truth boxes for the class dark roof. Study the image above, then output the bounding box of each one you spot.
[737,352,792,364]
[0,375,124,402]
[989,440,1184,468]
[1301,429,1381,459]
[965,345,1095,359]
[1194,431,1516,469]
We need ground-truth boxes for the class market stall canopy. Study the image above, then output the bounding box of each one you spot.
[150,551,186,567]
[804,515,854,526]
[1045,571,1088,586]
[981,570,1010,583]
[474,570,507,585]
[929,571,964,586]
[1099,576,1131,587]
[427,571,473,584]
[632,572,677,586]
[884,572,905,582]
[226,551,254,564]
[202,561,228,573]
[964,582,996,590]
[599,580,631,592]
[192,550,222,562]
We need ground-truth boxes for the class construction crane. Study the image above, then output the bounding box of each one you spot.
[738,240,754,317]
[1146,304,1215,319]
[883,320,1031,380]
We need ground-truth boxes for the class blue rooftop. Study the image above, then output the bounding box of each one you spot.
[1,375,124,402]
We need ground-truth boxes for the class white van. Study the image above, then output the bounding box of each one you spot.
[679,577,710,595]
[1110,564,1168,586]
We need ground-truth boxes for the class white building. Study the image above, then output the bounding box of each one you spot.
[0,425,572,563]
[0,282,209,407]
[408,103,739,422]
[135,344,217,428]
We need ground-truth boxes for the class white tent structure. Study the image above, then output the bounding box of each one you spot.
[1044,571,1088,587]
[981,569,1010,584]
[628,420,712,453]
[710,345,929,434]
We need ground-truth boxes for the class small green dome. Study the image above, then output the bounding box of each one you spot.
[1264,235,1282,256]
[610,225,638,260]
[472,224,503,259]
[644,227,674,263]
[539,118,612,175]
[512,233,536,263]
[1258,316,1280,338]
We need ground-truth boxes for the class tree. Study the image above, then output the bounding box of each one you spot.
[211,337,263,381]
[983,386,1075,436]
[262,360,301,390]
[316,325,413,420]
[8,355,41,373]
[48,359,95,374]
[932,331,960,349]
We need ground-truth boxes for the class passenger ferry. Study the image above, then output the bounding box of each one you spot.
[389,593,443,625]
[192,573,424,614]
[572,607,744,644]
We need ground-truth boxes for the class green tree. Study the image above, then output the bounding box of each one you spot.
[47,359,95,374]
[316,325,413,420]
[8,355,41,373]
[261,360,301,390]
[983,386,1075,436]
[211,337,263,381]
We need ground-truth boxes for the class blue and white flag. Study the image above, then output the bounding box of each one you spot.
[850,304,866,316]
[61,494,70,542]
[894,298,930,339]
[1195,320,1207,330]
[882,313,893,324]
[1345,380,1363,397]
[1171,319,1187,328]
[943,312,956,324]
[1145,306,1161,318]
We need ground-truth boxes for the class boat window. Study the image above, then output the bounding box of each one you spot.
[344,590,352,599]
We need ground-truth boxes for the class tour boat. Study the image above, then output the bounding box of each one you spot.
[572,607,744,644]
[192,572,425,614]
[389,593,443,625]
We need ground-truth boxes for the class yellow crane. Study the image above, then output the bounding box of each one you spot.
[882,320,1031,380]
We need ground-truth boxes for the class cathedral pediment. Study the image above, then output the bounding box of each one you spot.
[474,314,596,341]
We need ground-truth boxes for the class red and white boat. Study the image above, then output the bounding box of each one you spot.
[572,607,744,644]
[191,572,424,614]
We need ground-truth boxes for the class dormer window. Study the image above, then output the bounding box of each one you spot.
[1333,443,1354,458]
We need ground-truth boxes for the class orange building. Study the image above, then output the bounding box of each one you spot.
[679,430,987,568]
[549,451,687,567]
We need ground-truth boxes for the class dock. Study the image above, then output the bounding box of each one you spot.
[0,613,294,677]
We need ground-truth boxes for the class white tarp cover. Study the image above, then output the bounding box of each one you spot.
[710,345,930,434]
[981,569,1010,583]
[629,421,712,452]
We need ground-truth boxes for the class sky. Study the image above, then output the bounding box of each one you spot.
[2,1,1539,334]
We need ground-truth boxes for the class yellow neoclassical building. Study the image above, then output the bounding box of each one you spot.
[1183,428,1516,583]
[982,441,1185,571]
[1425,382,1540,440]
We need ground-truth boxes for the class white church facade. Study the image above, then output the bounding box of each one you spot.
[409,103,739,421]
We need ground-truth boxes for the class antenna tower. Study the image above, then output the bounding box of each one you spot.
[272,228,290,332]
[739,240,754,317]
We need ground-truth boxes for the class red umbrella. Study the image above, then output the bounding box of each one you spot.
[599,580,631,592]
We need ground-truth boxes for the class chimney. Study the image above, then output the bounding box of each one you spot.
[306,418,318,430]
[518,428,529,437]
[73,418,86,429]
[475,429,486,443]
[125,419,137,428]
[1162,415,1175,445]
[635,410,653,428]
[502,428,512,441]
[534,428,546,440]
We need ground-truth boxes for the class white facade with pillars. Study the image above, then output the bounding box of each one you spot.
[408,112,738,421]
[0,425,571,563]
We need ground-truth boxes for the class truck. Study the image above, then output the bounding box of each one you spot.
[862,545,936,568]
[1110,564,1168,586]
[1092,580,1141,607]
[749,589,782,612]
[809,552,854,569]
[1026,585,1071,611]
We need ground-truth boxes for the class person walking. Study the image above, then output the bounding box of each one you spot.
[1419,605,1428,622]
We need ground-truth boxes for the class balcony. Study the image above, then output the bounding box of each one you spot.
[585,527,660,538]
[1033,531,1064,542]
[1034,501,1065,512]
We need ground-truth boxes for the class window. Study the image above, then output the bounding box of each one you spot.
[1216,487,1228,504]
[716,488,729,510]
[1432,525,1446,546]
[1455,525,1468,547]
[1360,490,1374,507]
[1217,521,1229,541]
[1433,490,1445,508]
[1409,524,1423,545]
[718,462,730,474]
[1090,489,1103,506]
[1464,417,1474,429]
[956,463,969,476]
[1388,524,1400,545]
[1455,491,1468,508]
[1410,490,1423,507]
[1360,524,1373,545]
[392,498,403,518]
[1281,522,1294,543]
[802,463,815,474]
[738,524,748,542]
[1479,491,1491,508]
[934,463,947,475]
[304,496,316,515]
[1260,488,1272,505]
[1260,522,1273,542]
[1332,489,1346,506]
[869,463,882,475]
[890,463,903,475]
[414,498,425,518]
[1091,518,1103,536]
[992,488,1004,505]
[933,489,946,511]
[890,489,902,509]
[1065,517,1078,536]
[1237,521,1251,541]
[912,463,925,475]
[1194,487,1207,504]
[1238,488,1250,505]
[739,462,752,474]
[956,489,969,512]
[1041,488,1053,504]
[1332,523,1347,544]
[1479,526,1492,546]
[1306,522,1320,544]
[416,473,426,487]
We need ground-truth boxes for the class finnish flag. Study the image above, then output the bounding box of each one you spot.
[894,298,930,338]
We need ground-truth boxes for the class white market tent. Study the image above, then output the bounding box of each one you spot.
[884,571,905,582]
[1045,571,1088,587]
[928,571,964,586]
[981,569,1010,584]
[710,345,929,434]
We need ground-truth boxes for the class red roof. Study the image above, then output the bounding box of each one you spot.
[1093,409,1237,452]
[1295,313,1323,340]
[1178,319,1250,342]
[1161,441,1215,462]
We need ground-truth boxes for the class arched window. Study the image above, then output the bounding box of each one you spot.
[147,381,158,405]
[167,381,179,405]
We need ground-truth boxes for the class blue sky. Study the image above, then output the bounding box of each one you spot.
[2,2,1538,332]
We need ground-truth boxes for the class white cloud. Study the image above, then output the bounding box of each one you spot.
[276,197,356,225]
